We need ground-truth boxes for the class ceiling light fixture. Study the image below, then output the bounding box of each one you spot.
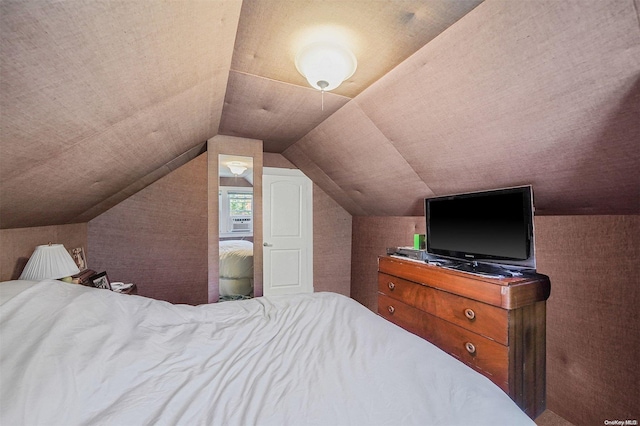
[228,161,247,176]
[295,41,357,94]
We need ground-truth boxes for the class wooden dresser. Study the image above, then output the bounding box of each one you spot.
[377,255,550,419]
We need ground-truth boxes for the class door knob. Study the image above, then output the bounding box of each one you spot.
[263,242,273,247]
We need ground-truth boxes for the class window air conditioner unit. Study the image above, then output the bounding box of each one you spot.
[231,217,252,232]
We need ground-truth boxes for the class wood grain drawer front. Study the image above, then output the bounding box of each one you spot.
[378,273,509,345]
[378,294,509,392]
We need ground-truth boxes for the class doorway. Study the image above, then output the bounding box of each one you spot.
[262,168,313,296]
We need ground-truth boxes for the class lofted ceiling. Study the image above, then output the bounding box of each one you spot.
[1,0,639,230]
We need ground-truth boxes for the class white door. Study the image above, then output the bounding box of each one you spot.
[263,168,313,296]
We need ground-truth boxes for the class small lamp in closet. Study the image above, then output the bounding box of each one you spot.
[19,243,80,282]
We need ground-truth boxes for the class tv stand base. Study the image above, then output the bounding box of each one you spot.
[443,261,522,278]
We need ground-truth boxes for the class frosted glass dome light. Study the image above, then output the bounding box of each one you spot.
[228,161,247,176]
[295,42,357,92]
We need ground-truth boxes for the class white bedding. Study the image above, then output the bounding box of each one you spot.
[219,240,254,297]
[219,239,253,279]
[0,280,534,426]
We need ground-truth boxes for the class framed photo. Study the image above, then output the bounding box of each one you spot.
[68,247,87,271]
[89,271,112,291]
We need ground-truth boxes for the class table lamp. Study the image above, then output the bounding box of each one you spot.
[19,243,81,281]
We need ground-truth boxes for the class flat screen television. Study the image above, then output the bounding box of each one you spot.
[425,186,536,273]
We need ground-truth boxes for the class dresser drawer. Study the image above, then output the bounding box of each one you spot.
[379,273,509,345]
[378,294,509,392]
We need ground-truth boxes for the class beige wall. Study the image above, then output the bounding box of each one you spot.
[351,216,424,309]
[535,215,639,425]
[88,154,208,305]
[350,215,639,425]
[0,223,87,281]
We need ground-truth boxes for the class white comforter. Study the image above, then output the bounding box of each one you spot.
[219,239,253,278]
[0,280,534,426]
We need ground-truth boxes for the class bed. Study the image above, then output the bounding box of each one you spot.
[0,280,534,426]
[219,239,253,298]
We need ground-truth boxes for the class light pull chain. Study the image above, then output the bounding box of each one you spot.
[317,80,329,111]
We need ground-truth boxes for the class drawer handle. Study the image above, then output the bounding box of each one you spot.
[388,305,395,314]
[465,342,476,355]
[464,308,476,321]
[388,282,395,290]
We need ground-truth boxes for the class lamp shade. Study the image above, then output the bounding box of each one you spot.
[19,244,80,280]
[295,42,357,92]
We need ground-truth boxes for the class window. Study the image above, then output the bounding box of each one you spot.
[219,187,253,236]
[229,191,252,217]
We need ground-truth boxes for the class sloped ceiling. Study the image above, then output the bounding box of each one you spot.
[1,0,639,229]
[1,0,241,228]
[285,0,640,216]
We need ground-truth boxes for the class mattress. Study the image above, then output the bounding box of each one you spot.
[0,280,534,425]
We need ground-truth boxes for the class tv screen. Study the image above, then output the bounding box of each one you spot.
[425,186,535,270]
